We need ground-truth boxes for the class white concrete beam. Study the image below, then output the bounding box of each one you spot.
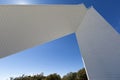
[76,7,120,80]
[0,4,87,58]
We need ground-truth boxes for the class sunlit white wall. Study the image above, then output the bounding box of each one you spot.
[76,7,120,80]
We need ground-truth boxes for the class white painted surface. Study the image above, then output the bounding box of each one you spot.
[0,4,87,58]
[76,7,120,80]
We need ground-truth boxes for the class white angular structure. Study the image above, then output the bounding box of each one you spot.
[0,4,87,58]
[76,7,120,80]
[0,4,120,80]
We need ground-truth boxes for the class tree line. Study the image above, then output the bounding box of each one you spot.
[10,68,88,80]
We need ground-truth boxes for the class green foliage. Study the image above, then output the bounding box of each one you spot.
[11,73,45,80]
[45,73,61,80]
[77,68,88,80]
[10,68,88,80]
[62,72,77,80]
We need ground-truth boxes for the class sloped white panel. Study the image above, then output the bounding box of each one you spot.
[0,4,87,58]
[76,7,120,80]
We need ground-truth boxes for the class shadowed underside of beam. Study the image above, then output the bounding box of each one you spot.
[0,4,87,58]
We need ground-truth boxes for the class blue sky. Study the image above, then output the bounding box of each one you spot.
[0,33,84,80]
[0,0,120,80]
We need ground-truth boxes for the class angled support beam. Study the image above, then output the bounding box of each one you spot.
[0,4,87,58]
[76,7,120,80]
